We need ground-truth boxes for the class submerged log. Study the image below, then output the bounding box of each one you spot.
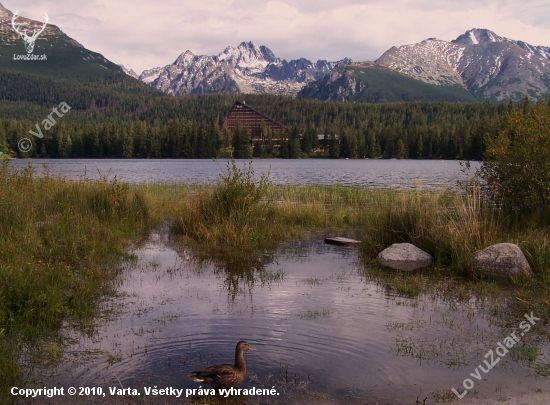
[324,237,360,246]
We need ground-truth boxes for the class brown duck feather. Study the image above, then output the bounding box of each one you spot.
[190,341,255,389]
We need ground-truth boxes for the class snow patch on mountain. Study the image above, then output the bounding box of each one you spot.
[375,39,466,88]
[128,29,548,102]
[120,65,139,79]
[375,28,550,101]
[137,41,349,96]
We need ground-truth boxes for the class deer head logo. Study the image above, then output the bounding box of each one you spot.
[11,11,48,54]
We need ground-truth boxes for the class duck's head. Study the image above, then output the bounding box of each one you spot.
[237,340,256,351]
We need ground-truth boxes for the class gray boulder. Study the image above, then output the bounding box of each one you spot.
[472,243,533,278]
[377,243,433,271]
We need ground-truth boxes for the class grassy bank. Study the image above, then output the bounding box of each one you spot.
[0,161,158,399]
[2,159,549,400]
[165,161,549,315]
[166,162,549,277]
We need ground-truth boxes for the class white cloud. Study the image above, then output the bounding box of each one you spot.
[2,0,549,73]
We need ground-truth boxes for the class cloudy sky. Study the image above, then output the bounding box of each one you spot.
[3,0,550,73]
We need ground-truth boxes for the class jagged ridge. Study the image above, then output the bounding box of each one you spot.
[138,41,350,96]
[375,28,550,101]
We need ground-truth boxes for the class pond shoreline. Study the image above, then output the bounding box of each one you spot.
[38,227,549,405]
[2,163,548,405]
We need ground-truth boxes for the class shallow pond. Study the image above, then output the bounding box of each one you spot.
[46,231,549,404]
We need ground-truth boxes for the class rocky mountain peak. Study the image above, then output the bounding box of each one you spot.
[217,41,278,74]
[236,41,276,61]
[0,3,83,47]
[174,50,196,65]
[131,28,547,102]
[0,3,13,19]
[136,41,347,96]
[374,28,550,101]
[120,65,139,79]
[0,2,8,20]
[453,28,504,45]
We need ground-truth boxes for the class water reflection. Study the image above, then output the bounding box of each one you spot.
[44,232,549,405]
[185,249,279,300]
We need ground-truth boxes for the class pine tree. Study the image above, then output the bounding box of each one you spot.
[122,127,134,158]
[253,141,264,157]
[288,126,301,158]
[395,139,405,159]
[232,123,252,159]
[373,136,382,158]
[339,134,351,158]
[328,134,339,159]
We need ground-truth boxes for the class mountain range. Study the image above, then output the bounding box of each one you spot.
[136,41,350,96]
[372,29,550,102]
[1,2,549,103]
[134,28,550,102]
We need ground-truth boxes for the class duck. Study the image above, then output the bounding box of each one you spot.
[190,341,256,389]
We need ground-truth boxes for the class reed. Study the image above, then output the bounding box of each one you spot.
[167,161,549,283]
[0,161,157,397]
[171,160,288,252]
[359,186,550,280]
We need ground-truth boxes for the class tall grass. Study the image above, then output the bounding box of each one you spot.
[1,157,548,402]
[2,159,549,399]
[172,160,288,251]
[167,161,549,282]
[360,186,550,280]
[358,187,506,274]
[170,162,377,250]
[0,161,157,398]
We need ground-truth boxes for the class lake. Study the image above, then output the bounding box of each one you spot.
[7,159,478,189]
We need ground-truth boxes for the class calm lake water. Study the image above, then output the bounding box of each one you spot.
[7,159,478,189]
[44,231,549,405]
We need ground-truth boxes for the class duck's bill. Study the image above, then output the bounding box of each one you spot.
[248,346,256,351]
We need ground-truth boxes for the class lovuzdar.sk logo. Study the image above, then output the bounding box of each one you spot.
[11,10,48,60]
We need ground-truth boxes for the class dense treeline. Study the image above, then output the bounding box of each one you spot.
[0,119,222,159]
[0,71,508,159]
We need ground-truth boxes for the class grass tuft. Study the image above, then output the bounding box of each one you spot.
[171,160,286,252]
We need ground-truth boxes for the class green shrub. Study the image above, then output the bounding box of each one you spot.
[477,98,550,211]
[172,160,281,250]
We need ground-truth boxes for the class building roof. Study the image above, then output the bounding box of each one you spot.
[225,101,285,131]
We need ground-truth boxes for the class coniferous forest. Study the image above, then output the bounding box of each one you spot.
[0,71,508,159]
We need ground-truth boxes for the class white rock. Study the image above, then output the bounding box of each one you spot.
[377,243,433,271]
[472,243,533,278]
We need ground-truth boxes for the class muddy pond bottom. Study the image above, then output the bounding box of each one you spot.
[47,233,549,404]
